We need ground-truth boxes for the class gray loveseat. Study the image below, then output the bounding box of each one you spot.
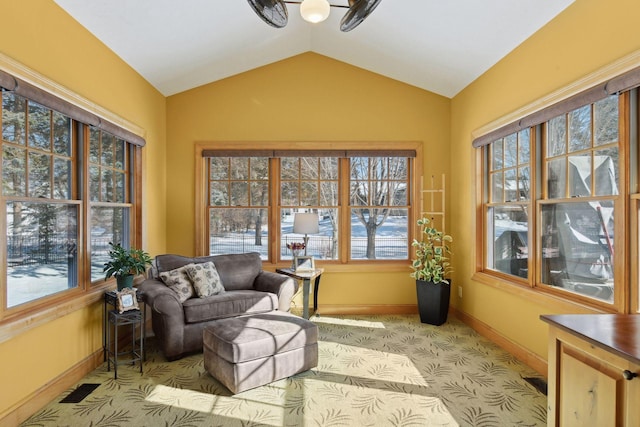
[138,252,298,361]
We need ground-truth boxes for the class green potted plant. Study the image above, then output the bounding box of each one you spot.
[410,217,453,325]
[103,242,152,290]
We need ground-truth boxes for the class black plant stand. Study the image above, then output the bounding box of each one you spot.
[416,280,451,326]
[103,291,145,379]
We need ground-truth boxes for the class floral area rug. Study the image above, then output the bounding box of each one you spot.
[22,314,547,427]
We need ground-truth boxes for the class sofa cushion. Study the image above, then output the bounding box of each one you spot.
[182,290,278,323]
[153,254,217,277]
[152,252,261,291]
[211,252,262,291]
[185,262,225,298]
[158,264,196,303]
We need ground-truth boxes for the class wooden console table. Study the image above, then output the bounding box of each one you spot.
[541,314,640,426]
[276,268,323,319]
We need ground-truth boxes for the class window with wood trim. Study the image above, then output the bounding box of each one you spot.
[350,156,410,259]
[208,156,270,257]
[1,89,142,315]
[539,95,621,304]
[88,128,134,282]
[201,147,415,265]
[480,92,628,309]
[280,156,339,260]
[485,129,532,281]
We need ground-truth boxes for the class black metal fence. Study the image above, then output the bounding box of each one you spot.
[6,234,111,267]
[210,234,408,259]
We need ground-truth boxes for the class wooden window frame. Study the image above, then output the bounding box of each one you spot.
[279,156,340,261]
[1,123,142,321]
[483,129,534,288]
[347,156,412,262]
[86,127,137,284]
[475,92,632,313]
[0,58,144,342]
[195,141,422,273]
[206,156,270,258]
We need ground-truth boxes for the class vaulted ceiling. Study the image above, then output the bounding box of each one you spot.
[53,0,575,98]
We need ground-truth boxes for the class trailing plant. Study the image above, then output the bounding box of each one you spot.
[410,217,453,284]
[103,242,152,279]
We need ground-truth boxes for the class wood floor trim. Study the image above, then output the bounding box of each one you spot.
[0,349,103,426]
[451,307,548,377]
[316,304,418,315]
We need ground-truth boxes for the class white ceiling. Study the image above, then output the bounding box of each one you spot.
[53,0,575,98]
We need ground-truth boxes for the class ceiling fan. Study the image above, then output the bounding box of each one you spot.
[247,0,382,32]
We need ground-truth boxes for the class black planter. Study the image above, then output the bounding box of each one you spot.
[116,275,134,291]
[416,279,451,325]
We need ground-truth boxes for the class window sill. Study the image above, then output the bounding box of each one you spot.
[471,271,619,314]
[267,261,412,274]
[0,284,110,345]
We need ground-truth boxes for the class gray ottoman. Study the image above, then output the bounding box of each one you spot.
[203,311,318,394]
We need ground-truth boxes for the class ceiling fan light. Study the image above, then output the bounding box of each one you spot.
[300,0,330,23]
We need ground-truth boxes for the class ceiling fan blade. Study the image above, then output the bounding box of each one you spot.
[340,0,382,32]
[247,0,288,28]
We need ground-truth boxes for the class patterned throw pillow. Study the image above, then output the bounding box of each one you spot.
[159,264,196,303]
[185,262,225,298]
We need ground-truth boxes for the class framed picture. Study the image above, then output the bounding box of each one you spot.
[116,288,139,313]
[293,256,315,272]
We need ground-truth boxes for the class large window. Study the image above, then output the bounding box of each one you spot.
[480,92,626,309]
[208,156,269,256]
[3,94,80,308]
[89,128,133,282]
[350,156,409,260]
[486,129,531,280]
[281,156,339,260]
[540,96,619,303]
[201,146,416,265]
[1,89,141,314]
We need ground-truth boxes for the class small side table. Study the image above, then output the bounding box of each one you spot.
[276,268,324,319]
[103,290,146,379]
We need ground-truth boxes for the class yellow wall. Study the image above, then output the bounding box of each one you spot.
[450,0,640,361]
[166,52,451,307]
[0,0,166,419]
[7,0,638,421]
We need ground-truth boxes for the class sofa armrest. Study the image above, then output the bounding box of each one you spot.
[138,278,184,322]
[138,278,181,310]
[254,271,298,312]
[138,278,188,360]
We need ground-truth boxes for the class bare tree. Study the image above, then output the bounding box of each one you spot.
[250,157,269,246]
[301,157,339,258]
[351,157,407,259]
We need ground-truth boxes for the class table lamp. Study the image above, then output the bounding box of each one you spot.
[293,212,319,256]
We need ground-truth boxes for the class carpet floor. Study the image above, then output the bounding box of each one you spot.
[21,314,547,427]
